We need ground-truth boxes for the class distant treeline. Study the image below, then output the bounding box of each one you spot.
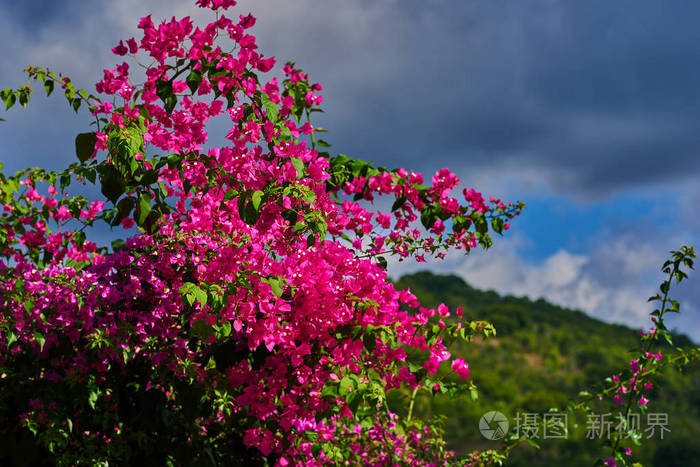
[390,271,700,467]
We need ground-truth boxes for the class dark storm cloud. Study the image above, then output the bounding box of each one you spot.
[525,1,700,115]
[238,0,700,197]
[3,0,699,196]
[1,1,71,29]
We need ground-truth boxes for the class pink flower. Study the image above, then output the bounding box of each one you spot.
[121,217,135,229]
[638,396,649,406]
[430,219,445,235]
[197,80,213,98]
[630,359,639,374]
[172,80,189,93]
[126,38,138,54]
[111,40,128,56]
[55,205,72,221]
[451,358,470,380]
[304,91,323,106]
[257,56,276,72]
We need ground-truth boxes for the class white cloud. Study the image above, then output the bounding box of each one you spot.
[388,233,700,340]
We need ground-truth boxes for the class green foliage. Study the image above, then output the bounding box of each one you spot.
[393,271,699,466]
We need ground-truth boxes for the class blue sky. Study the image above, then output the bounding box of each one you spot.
[1,0,698,340]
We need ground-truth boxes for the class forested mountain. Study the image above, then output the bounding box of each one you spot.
[390,272,700,466]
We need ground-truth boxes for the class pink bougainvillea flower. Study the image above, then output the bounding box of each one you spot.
[120,217,135,229]
[451,358,470,380]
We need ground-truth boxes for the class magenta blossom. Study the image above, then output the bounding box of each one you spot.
[451,358,470,380]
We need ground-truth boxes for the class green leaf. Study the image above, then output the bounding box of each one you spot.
[226,91,237,109]
[44,79,54,97]
[321,383,339,398]
[111,238,126,252]
[339,376,354,396]
[391,195,407,212]
[117,128,144,162]
[474,215,488,234]
[526,438,540,449]
[100,164,125,204]
[191,319,213,338]
[83,168,97,184]
[142,209,161,234]
[223,189,238,202]
[180,282,207,307]
[290,157,304,177]
[73,231,86,248]
[64,81,76,100]
[2,89,16,110]
[316,139,331,148]
[420,207,436,230]
[6,331,17,347]
[18,90,29,108]
[261,276,284,297]
[251,190,264,211]
[347,390,362,414]
[240,201,259,225]
[75,132,97,163]
[60,174,71,192]
[491,217,505,235]
[166,153,182,169]
[363,333,377,354]
[186,70,203,94]
[135,192,153,225]
[279,125,292,140]
[262,93,279,123]
[88,390,99,410]
[33,331,46,352]
[112,196,136,227]
[156,79,173,104]
[350,159,368,178]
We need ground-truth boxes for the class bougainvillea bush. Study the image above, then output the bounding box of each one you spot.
[0,1,523,465]
[2,2,695,466]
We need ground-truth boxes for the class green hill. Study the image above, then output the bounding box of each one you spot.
[389,271,700,466]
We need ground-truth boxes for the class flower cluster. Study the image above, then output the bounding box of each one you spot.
[0,1,523,465]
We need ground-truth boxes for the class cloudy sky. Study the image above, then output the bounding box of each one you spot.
[1,0,698,340]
